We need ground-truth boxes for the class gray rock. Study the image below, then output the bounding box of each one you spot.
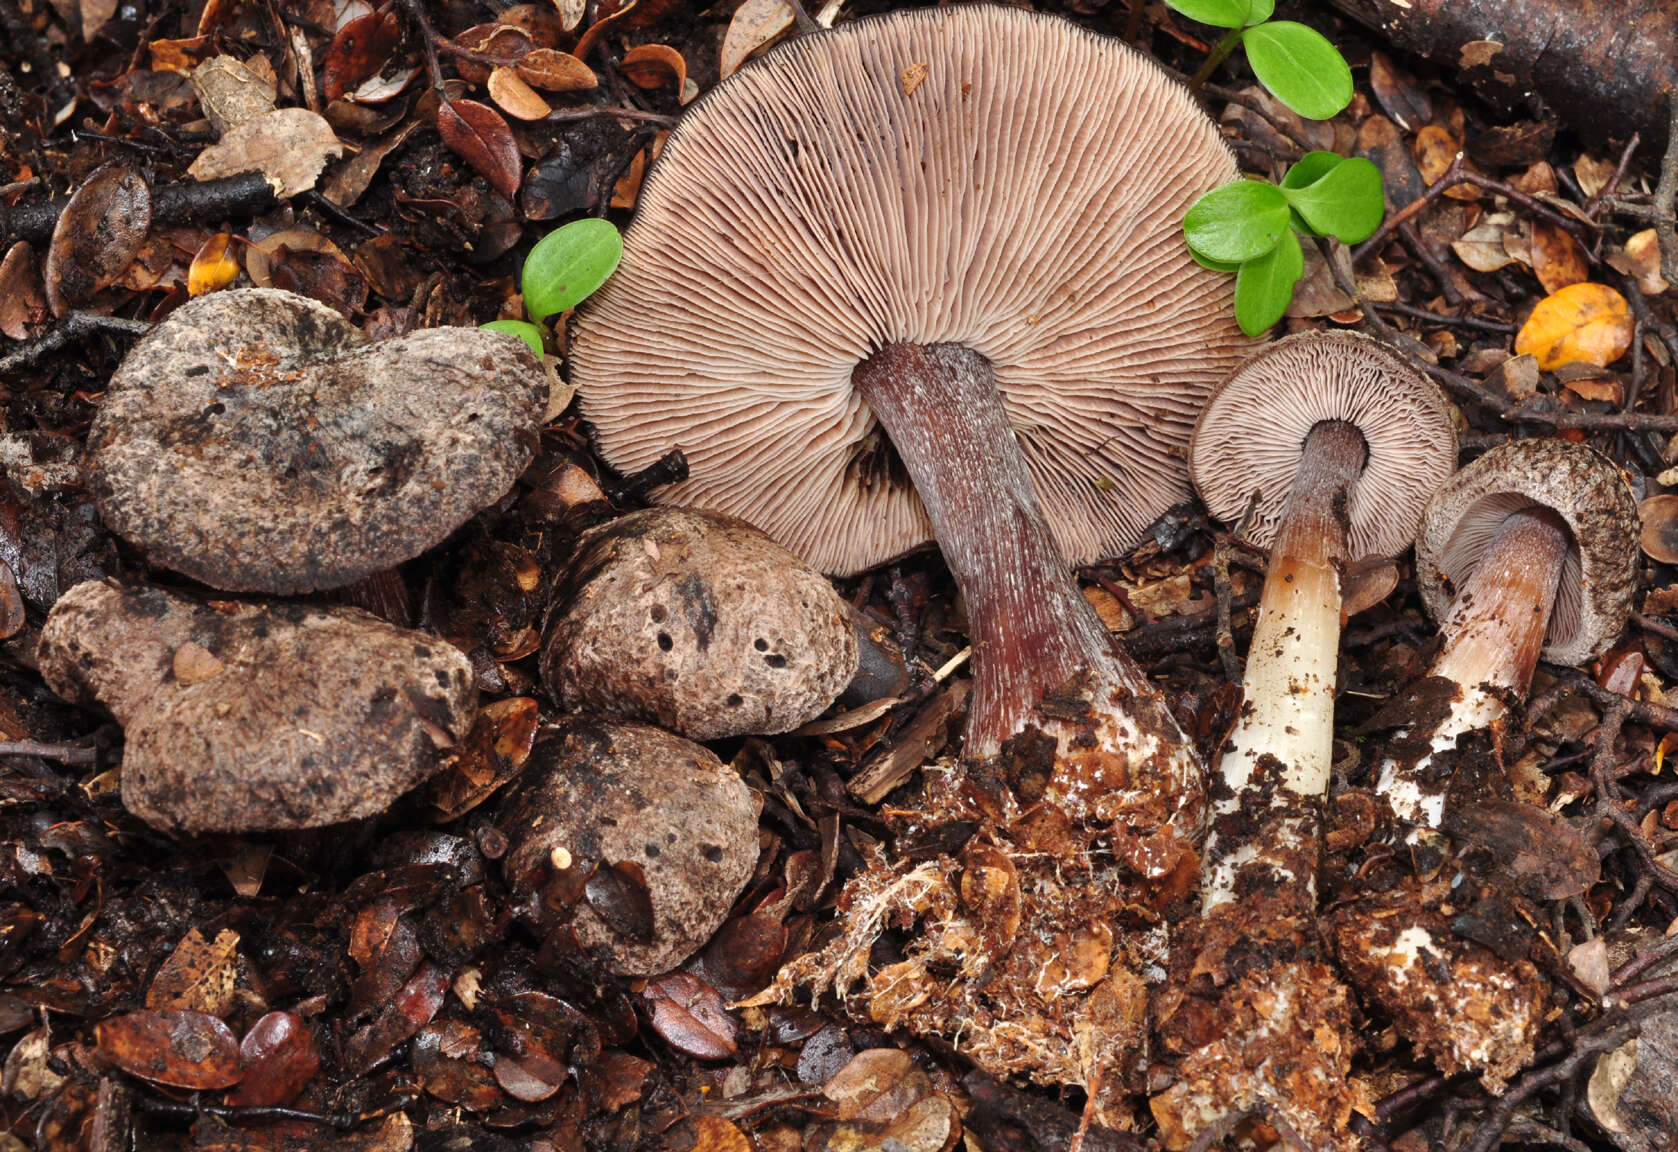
[88,288,546,594]
[38,580,476,833]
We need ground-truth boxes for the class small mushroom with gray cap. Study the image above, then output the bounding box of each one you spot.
[542,506,909,740]
[37,579,475,833]
[1153,331,1456,1152]
[88,288,546,595]
[575,2,1258,837]
[499,719,761,976]
[1330,440,1636,1092]
[1377,438,1640,824]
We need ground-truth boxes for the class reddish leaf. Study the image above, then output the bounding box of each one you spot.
[44,165,151,317]
[95,1010,243,1090]
[494,1052,567,1102]
[322,11,402,102]
[226,1012,320,1107]
[438,99,523,200]
[642,972,737,1060]
[344,961,449,1074]
[585,859,654,943]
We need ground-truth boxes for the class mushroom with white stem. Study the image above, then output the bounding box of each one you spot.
[1152,330,1456,1151]
[1377,438,1640,825]
[572,2,1258,838]
[541,505,908,740]
[1330,438,1637,1091]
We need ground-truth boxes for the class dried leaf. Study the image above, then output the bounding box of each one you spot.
[620,44,686,93]
[146,927,240,1016]
[1588,1039,1638,1134]
[721,0,794,78]
[227,1011,320,1107]
[187,233,240,297]
[96,1010,243,1090]
[515,48,598,92]
[190,55,278,136]
[0,242,47,340]
[488,66,552,121]
[493,1052,567,1101]
[1514,282,1634,370]
[452,24,535,87]
[1638,494,1678,565]
[323,121,420,208]
[437,99,522,200]
[689,1116,752,1152]
[322,10,402,102]
[585,859,654,943]
[188,107,344,198]
[1610,229,1670,297]
[554,0,586,32]
[1413,124,1475,200]
[1530,219,1588,293]
[1367,51,1430,131]
[44,164,151,317]
[642,972,737,1060]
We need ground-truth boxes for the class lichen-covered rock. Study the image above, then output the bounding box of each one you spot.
[88,288,546,594]
[39,580,476,832]
[542,507,858,740]
[500,720,761,976]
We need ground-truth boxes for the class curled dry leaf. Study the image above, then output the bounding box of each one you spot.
[488,66,552,121]
[187,107,345,198]
[95,1009,243,1090]
[438,99,523,200]
[1610,229,1671,297]
[452,24,534,87]
[1514,282,1634,370]
[1638,494,1678,564]
[226,1011,320,1107]
[187,232,240,296]
[515,48,598,92]
[190,55,278,136]
[1452,212,1522,273]
[642,972,738,1060]
[1530,219,1589,293]
[0,242,47,340]
[554,0,586,32]
[322,9,402,102]
[242,228,354,290]
[44,164,151,317]
[620,44,686,92]
[145,927,240,1016]
[721,0,793,78]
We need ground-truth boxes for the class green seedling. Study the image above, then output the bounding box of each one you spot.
[1166,0,1352,119]
[482,319,546,358]
[1184,151,1382,336]
[521,217,624,324]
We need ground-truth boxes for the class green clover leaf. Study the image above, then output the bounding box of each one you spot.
[522,217,624,323]
[1183,179,1292,264]
[1234,229,1304,336]
[1240,22,1354,120]
[1164,0,1254,29]
[1279,154,1385,242]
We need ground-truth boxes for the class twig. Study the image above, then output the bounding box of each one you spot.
[0,741,99,765]
[543,105,677,126]
[1583,132,1642,221]
[1,171,279,247]
[0,312,152,375]
[1371,300,1516,334]
[401,0,447,93]
[1460,1016,1642,1152]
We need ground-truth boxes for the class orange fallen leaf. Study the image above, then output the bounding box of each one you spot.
[1514,282,1633,370]
[621,44,686,93]
[187,232,240,296]
[488,66,551,120]
[1529,219,1588,294]
[515,48,597,93]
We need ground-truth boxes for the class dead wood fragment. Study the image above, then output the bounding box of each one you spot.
[0,171,279,246]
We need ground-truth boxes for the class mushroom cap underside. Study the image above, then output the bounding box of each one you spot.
[572,3,1254,576]
[1190,329,1457,562]
[1415,438,1639,666]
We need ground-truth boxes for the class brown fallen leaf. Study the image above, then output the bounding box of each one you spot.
[1530,218,1589,293]
[621,44,687,93]
[146,927,240,1016]
[190,55,278,136]
[322,10,402,102]
[187,107,344,198]
[437,99,522,200]
[515,48,599,92]
[0,242,47,340]
[227,1011,320,1107]
[1515,282,1634,369]
[96,1010,244,1090]
[1413,123,1477,199]
[44,164,151,317]
[488,66,552,121]
[642,972,738,1060]
[721,0,794,78]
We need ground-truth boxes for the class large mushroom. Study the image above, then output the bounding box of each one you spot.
[37,580,476,832]
[1333,438,1638,1090]
[572,3,1255,835]
[1153,331,1456,1150]
[89,288,546,595]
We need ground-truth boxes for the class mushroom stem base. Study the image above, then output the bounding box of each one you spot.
[853,342,1202,830]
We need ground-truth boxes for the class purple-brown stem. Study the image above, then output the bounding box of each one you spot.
[851,343,1200,824]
